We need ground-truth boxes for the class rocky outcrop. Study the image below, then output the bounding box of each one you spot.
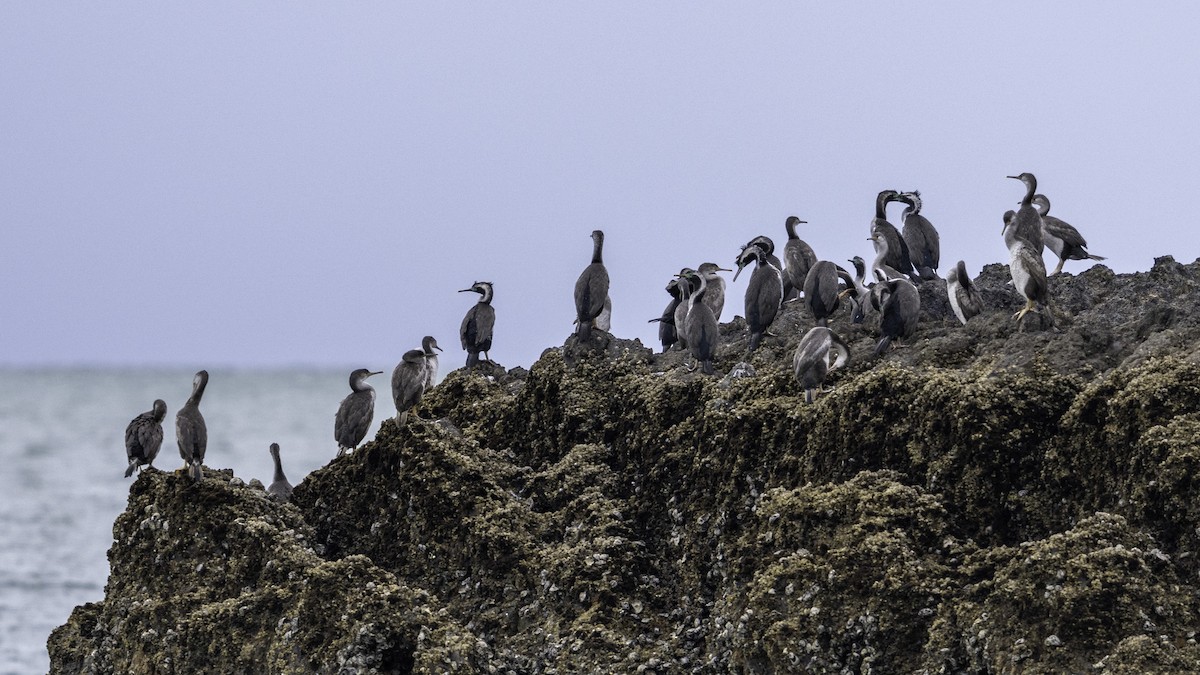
[50,259,1200,673]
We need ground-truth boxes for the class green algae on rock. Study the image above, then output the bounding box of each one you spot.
[50,261,1200,672]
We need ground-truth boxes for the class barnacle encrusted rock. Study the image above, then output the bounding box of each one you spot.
[50,260,1200,672]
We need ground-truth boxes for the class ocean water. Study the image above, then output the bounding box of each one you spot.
[0,368,395,674]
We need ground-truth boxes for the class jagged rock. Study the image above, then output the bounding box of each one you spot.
[50,261,1200,673]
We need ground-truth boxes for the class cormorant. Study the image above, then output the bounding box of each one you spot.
[266,443,292,502]
[679,269,719,375]
[874,279,920,356]
[1032,194,1106,275]
[648,278,682,353]
[392,349,428,425]
[421,335,442,390]
[793,326,850,404]
[176,370,208,483]
[782,216,818,300]
[803,260,841,327]
[847,256,874,324]
[897,191,941,281]
[1001,205,1050,322]
[734,245,783,352]
[459,282,495,368]
[124,399,166,477]
[1006,173,1045,253]
[946,260,984,325]
[697,262,731,322]
[741,235,783,271]
[868,228,911,281]
[335,368,381,456]
[869,189,916,279]
[672,268,697,350]
[574,230,610,341]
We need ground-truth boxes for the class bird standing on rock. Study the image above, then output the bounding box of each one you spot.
[648,278,682,353]
[874,279,920,356]
[945,260,984,325]
[1005,173,1045,254]
[176,370,208,483]
[459,282,495,368]
[266,443,292,501]
[870,189,916,280]
[124,399,166,477]
[794,326,850,404]
[335,368,381,456]
[392,349,429,425]
[678,269,719,375]
[1032,194,1106,275]
[697,262,731,322]
[734,245,783,352]
[574,230,609,341]
[803,260,842,328]
[898,191,941,281]
[420,336,442,389]
[782,216,818,300]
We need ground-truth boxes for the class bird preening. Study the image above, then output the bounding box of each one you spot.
[121,173,1106,494]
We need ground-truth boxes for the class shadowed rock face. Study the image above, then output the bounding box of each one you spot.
[50,258,1200,673]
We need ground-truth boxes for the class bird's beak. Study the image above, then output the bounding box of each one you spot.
[717,267,732,272]
[434,345,443,352]
[1006,175,1018,180]
[732,265,745,282]
[369,370,383,376]
[458,289,473,293]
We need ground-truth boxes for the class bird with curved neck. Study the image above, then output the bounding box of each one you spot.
[847,256,874,324]
[124,399,166,477]
[1033,194,1106,275]
[420,335,442,389]
[573,230,610,341]
[946,260,983,325]
[1005,172,1044,254]
[459,281,495,368]
[266,443,292,501]
[741,235,783,272]
[392,349,429,425]
[870,189,916,280]
[897,191,941,281]
[335,368,381,456]
[672,268,697,350]
[734,245,783,352]
[874,278,920,356]
[678,269,718,375]
[782,216,818,300]
[794,326,850,404]
[1001,213,1048,323]
[176,370,209,483]
[696,261,731,323]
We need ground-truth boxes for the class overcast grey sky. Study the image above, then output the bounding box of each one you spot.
[3,4,1198,371]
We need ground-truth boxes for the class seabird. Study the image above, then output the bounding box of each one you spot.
[868,229,911,282]
[897,191,941,281]
[679,269,719,375]
[1033,194,1106,275]
[945,260,984,325]
[266,442,292,502]
[574,230,610,341]
[392,349,428,425]
[847,256,874,324]
[803,260,841,327]
[793,326,850,404]
[741,235,783,271]
[734,245,783,352]
[782,216,818,300]
[874,278,920,356]
[176,370,208,483]
[420,335,442,390]
[672,268,697,350]
[648,278,682,353]
[1005,173,1045,253]
[124,399,166,477]
[870,189,916,280]
[1005,236,1049,323]
[335,368,381,456]
[697,262,731,322]
[594,296,612,332]
[459,281,496,368]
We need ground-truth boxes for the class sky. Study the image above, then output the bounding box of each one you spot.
[3,4,1199,371]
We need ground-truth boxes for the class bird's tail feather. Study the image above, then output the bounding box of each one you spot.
[874,336,893,357]
[124,459,138,478]
[190,461,202,483]
[1089,253,1107,261]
